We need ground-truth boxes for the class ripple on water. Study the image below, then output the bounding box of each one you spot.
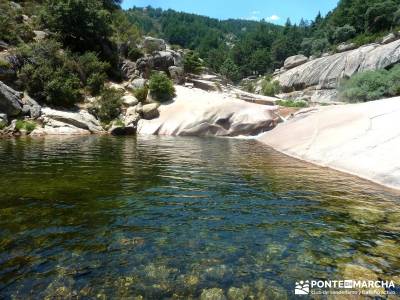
[0,135,399,299]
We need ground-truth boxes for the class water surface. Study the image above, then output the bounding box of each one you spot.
[0,136,399,299]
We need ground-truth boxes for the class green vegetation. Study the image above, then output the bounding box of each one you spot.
[0,121,6,130]
[183,51,203,74]
[133,87,149,103]
[89,87,123,123]
[75,52,110,95]
[148,72,175,102]
[127,0,400,77]
[276,99,309,108]
[17,40,82,106]
[261,78,281,96]
[339,65,400,102]
[220,58,241,83]
[15,120,36,132]
[0,1,34,45]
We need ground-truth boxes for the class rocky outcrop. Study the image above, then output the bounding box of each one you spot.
[120,59,137,80]
[0,81,22,116]
[35,107,104,135]
[258,97,400,190]
[169,66,185,84]
[136,50,179,78]
[284,55,308,70]
[337,42,356,52]
[137,86,279,137]
[142,37,167,52]
[275,39,400,102]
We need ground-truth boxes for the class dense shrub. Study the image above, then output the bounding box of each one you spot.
[15,120,36,133]
[183,51,203,74]
[75,52,110,95]
[0,1,34,45]
[261,78,281,96]
[333,25,356,43]
[17,40,83,106]
[339,65,400,102]
[133,87,148,103]
[0,121,6,130]
[90,87,123,123]
[127,47,144,61]
[148,72,175,102]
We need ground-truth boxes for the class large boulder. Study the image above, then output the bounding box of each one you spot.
[140,103,160,120]
[41,107,103,134]
[137,86,279,137]
[337,42,356,52]
[258,97,400,190]
[130,78,147,90]
[22,95,41,119]
[152,51,175,71]
[136,51,178,77]
[0,81,22,116]
[143,37,167,52]
[275,39,400,93]
[284,55,308,69]
[169,66,185,84]
[122,95,138,107]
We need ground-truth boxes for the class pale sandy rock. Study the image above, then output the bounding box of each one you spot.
[258,98,400,190]
[41,107,103,133]
[31,119,91,136]
[138,86,279,137]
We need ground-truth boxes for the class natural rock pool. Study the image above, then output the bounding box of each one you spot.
[0,136,399,299]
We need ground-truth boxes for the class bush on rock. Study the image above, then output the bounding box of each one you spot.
[89,87,123,123]
[339,65,400,102]
[148,72,175,102]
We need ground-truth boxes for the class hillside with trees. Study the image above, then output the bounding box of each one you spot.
[126,0,400,81]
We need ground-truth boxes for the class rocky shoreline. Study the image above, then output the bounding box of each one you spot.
[258,98,400,191]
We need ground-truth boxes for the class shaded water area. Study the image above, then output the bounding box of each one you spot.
[0,135,399,299]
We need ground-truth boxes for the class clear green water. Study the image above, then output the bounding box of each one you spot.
[0,136,399,299]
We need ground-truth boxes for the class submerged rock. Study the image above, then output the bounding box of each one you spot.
[200,288,227,300]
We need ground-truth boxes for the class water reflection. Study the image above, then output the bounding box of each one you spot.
[0,135,399,299]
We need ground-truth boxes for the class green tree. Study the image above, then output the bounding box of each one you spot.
[220,58,241,82]
[333,25,356,43]
[183,51,203,74]
[40,0,112,53]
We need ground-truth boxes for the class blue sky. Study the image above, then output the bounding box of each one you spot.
[122,0,339,25]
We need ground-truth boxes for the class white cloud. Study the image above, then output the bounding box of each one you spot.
[266,15,280,22]
[251,10,261,15]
